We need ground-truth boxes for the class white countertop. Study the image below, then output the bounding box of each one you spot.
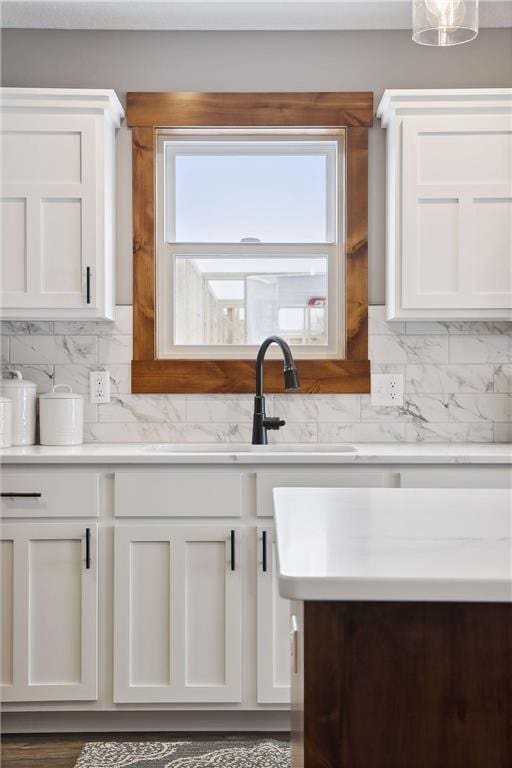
[273,487,512,602]
[0,443,510,465]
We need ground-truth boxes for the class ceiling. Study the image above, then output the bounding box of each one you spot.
[2,0,512,31]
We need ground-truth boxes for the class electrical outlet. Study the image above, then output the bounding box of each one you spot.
[370,373,404,407]
[90,371,111,404]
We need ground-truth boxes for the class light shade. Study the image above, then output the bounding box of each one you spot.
[412,0,479,46]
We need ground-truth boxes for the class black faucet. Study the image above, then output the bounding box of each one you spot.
[252,335,301,445]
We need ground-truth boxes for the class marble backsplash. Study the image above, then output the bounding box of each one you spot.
[1,306,511,444]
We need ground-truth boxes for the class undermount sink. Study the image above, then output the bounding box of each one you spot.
[145,443,357,453]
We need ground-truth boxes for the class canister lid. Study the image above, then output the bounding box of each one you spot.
[0,370,36,389]
[39,384,83,400]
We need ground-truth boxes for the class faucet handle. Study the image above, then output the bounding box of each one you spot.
[263,417,286,431]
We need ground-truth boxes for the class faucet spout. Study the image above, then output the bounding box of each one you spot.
[252,335,301,445]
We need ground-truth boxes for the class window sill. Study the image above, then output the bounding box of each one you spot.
[131,359,370,394]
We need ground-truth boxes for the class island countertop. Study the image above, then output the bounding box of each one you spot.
[273,487,512,603]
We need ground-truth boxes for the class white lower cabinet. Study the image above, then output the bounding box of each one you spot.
[114,525,242,704]
[257,527,291,704]
[0,522,98,702]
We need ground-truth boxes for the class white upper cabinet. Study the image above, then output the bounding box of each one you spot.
[378,90,512,321]
[0,88,124,320]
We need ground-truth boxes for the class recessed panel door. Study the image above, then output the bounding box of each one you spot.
[114,525,242,703]
[0,523,98,702]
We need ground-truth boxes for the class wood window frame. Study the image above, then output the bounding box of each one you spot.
[128,92,372,394]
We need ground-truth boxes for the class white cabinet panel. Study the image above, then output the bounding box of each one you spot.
[0,89,123,320]
[0,523,98,702]
[257,469,399,517]
[1,130,82,184]
[114,471,243,517]
[0,198,26,293]
[41,199,83,295]
[1,539,14,686]
[378,89,512,321]
[1,473,99,518]
[114,525,242,703]
[257,527,290,704]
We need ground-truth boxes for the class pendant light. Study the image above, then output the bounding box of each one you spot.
[412,0,479,46]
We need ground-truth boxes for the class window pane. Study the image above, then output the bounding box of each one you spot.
[167,142,334,243]
[174,256,327,346]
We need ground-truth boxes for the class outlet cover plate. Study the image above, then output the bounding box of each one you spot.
[90,370,111,404]
[370,373,404,407]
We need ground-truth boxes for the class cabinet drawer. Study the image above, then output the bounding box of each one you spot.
[1,473,99,518]
[257,469,400,517]
[114,471,244,517]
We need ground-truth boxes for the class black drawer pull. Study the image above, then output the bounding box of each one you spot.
[230,530,235,572]
[1,492,42,498]
[262,530,268,572]
[85,528,91,569]
[86,266,91,304]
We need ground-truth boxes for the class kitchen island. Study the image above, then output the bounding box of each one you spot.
[274,487,512,768]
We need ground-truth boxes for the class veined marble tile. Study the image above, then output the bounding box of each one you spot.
[494,365,512,394]
[54,305,133,336]
[85,421,252,443]
[447,394,512,423]
[0,321,53,335]
[445,321,511,335]
[371,363,406,375]
[98,394,186,423]
[54,364,131,394]
[493,424,512,444]
[84,403,98,423]
[318,422,407,443]
[273,394,360,423]
[406,364,494,394]
[369,334,449,364]
[9,335,97,365]
[361,394,450,423]
[1,364,54,393]
[1,337,9,364]
[268,422,317,443]
[98,335,132,364]
[406,321,512,335]
[405,321,449,335]
[368,306,405,335]
[449,335,512,364]
[186,394,259,423]
[406,423,494,443]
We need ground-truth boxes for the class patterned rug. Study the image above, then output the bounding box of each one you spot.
[74,739,291,767]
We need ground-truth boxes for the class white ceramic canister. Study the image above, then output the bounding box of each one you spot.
[39,384,84,446]
[0,396,12,448]
[0,371,37,446]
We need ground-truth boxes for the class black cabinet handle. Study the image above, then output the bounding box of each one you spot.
[86,266,91,304]
[262,530,268,572]
[230,530,235,572]
[1,492,42,498]
[85,528,91,569]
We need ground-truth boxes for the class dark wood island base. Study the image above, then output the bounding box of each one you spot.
[291,601,512,768]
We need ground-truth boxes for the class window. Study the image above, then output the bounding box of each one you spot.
[128,91,371,393]
[157,134,343,359]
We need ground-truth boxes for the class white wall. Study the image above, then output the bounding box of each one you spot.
[2,28,511,305]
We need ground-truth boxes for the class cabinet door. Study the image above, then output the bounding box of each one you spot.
[257,527,291,704]
[114,525,242,703]
[0,523,98,702]
[0,113,97,313]
[402,115,512,312]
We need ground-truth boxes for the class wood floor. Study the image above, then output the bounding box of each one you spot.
[1,732,275,768]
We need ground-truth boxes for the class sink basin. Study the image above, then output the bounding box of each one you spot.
[145,443,357,453]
